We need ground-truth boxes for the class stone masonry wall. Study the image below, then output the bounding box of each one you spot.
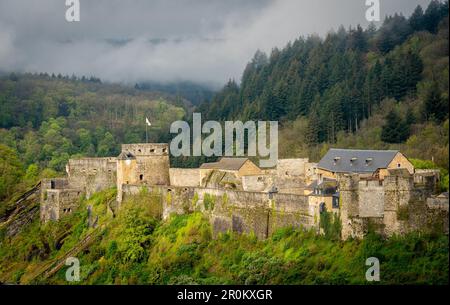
[40,188,83,222]
[169,168,201,187]
[121,184,317,239]
[359,179,384,218]
[338,171,449,239]
[67,158,117,198]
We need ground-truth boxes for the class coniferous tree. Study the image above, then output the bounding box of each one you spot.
[381,110,410,143]
[424,81,448,122]
[409,5,425,31]
[423,0,443,33]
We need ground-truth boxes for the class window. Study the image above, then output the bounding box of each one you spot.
[332,197,339,209]
[150,149,155,153]
[162,148,167,153]
[139,174,144,181]
[319,202,326,213]
[397,163,401,168]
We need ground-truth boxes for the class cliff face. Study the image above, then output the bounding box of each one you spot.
[0,182,41,238]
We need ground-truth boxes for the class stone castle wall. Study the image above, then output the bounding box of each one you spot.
[242,175,273,192]
[66,158,117,198]
[120,143,170,186]
[358,179,384,218]
[338,171,448,239]
[40,187,83,222]
[39,143,447,239]
[169,168,201,187]
[121,184,318,239]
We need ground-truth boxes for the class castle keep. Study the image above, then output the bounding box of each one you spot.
[40,144,449,239]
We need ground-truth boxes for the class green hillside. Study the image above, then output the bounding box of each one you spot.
[0,74,185,205]
[0,189,447,285]
[198,1,449,172]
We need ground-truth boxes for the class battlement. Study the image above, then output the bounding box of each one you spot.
[38,142,447,239]
[121,143,169,156]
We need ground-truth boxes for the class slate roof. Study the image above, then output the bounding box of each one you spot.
[117,151,136,160]
[200,158,250,171]
[318,149,399,174]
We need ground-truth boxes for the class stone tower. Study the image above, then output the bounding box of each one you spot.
[336,173,366,239]
[116,143,170,202]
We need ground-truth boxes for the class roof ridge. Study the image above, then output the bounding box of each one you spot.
[328,148,399,152]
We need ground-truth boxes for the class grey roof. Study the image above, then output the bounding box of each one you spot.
[200,158,250,171]
[117,151,136,160]
[318,149,399,174]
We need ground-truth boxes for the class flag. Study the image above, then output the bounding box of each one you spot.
[146,117,152,126]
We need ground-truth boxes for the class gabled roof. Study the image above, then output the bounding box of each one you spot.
[318,148,399,174]
[200,158,250,171]
[117,151,136,160]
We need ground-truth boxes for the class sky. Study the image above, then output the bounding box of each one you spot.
[0,0,433,87]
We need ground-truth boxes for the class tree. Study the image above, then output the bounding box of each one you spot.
[423,0,443,33]
[381,110,410,143]
[405,108,416,126]
[424,81,448,122]
[97,132,117,157]
[409,5,425,31]
[0,145,24,201]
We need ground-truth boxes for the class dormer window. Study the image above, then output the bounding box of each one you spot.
[350,157,357,165]
[333,157,340,165]
[365,158,373,166]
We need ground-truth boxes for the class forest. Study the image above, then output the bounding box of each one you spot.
[0,1,449,286]
[0,74,186,203]
[198,1,449,171]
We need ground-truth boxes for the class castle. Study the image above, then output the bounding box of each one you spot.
[40,143,449,239]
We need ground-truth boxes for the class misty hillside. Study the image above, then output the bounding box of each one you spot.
[198,1,449,169]
[135,81,216,106]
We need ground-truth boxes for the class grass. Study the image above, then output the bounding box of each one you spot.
[0,188,448,285]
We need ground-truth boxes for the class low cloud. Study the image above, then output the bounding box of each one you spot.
[0,0,432,87]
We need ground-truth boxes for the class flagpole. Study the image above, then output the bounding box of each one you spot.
[146,122,148,143]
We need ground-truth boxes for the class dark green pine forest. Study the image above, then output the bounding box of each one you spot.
[197,1,449,174]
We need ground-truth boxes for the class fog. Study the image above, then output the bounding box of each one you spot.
[0,0,432,87]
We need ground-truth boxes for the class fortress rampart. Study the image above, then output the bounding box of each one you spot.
[120,184,316,239]
[40,143,448,239]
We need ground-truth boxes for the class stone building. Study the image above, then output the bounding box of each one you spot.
[116,143,170,202]
[40,178,83,222]
[317,149,414,180]
[40,142,447,240]
[337,168,447,239]
[66,157,117,198]
[199,158,262,190]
